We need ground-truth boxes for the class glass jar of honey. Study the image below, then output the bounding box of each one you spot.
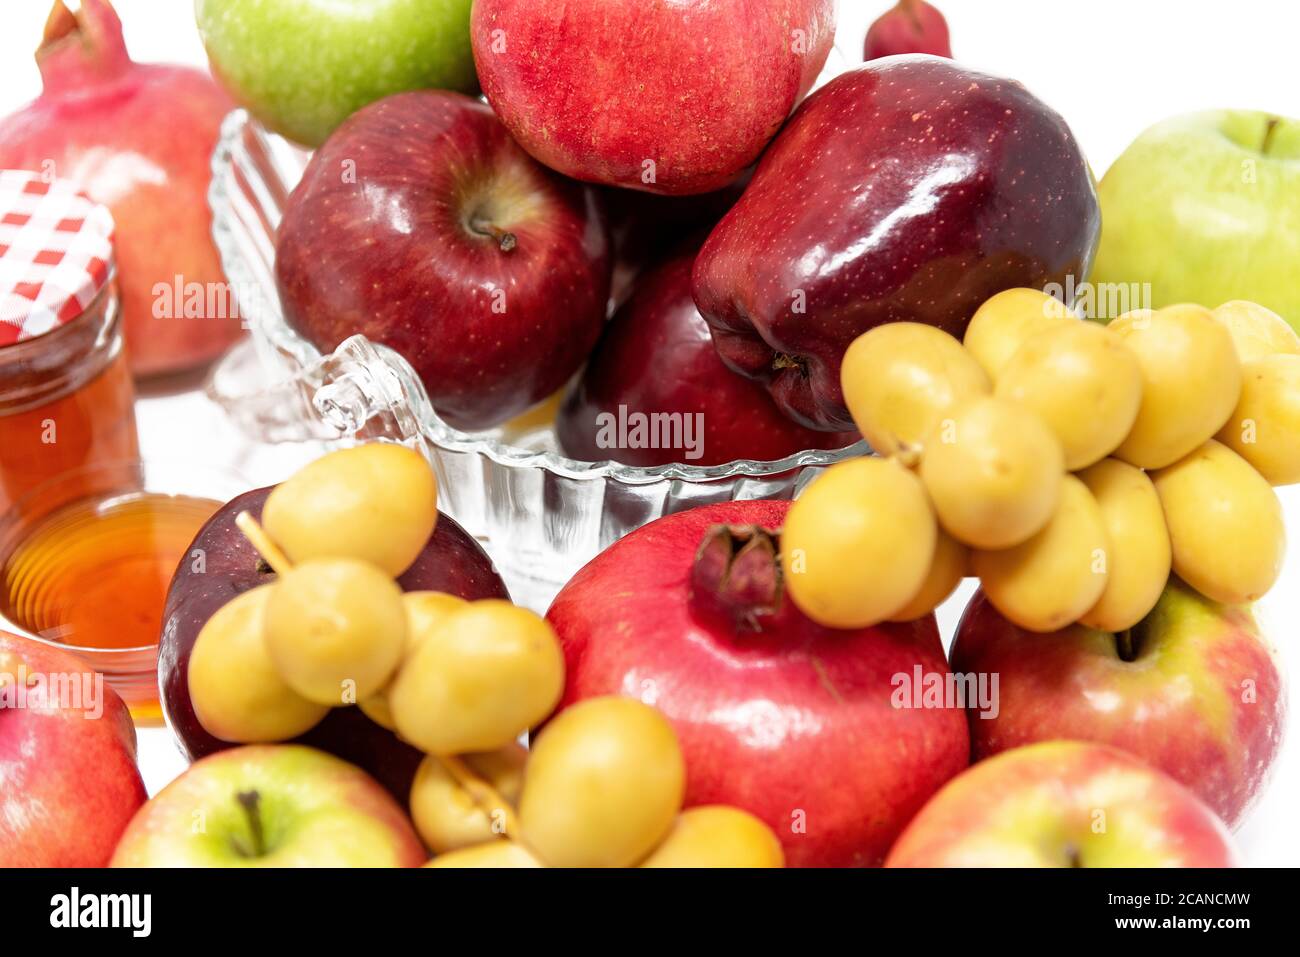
[0,460,235,724]
[0,170,138,515]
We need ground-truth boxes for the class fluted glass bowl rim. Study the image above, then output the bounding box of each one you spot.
[209,108,870,485]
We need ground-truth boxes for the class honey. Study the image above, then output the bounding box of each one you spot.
[0,173,137,516]
[0,338,138,516]
[0,491,220,721]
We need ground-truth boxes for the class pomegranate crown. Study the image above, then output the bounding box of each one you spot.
[37,0,133,95]
[690,524,784,632]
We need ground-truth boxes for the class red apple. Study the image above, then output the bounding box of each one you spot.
[546,500,970,867]
[601,176,749,307]
[275,90,611,432]
[158,486,508,799]
[1,630,146,867]
[111,745,426,867]
[886,741,1239,867]
[950,581,1285,829]
[557,249,858,466]
[470,0,835,195]
[692,57,1100,430]
[864,1,952,60]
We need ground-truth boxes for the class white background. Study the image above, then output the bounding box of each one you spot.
[1,1,1296,865]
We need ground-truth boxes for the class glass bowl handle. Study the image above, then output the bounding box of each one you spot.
[206,334,426,446]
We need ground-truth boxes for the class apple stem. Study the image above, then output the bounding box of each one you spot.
[235,790,267,858]
[1261,117,1281,156]
[234,511,294,578]
[771,353,806,375]
[469,217,518,253]
[1115,629,1138,663]
[436,754,523,839]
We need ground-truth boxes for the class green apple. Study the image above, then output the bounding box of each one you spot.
[194,0,477,147]
[110,745,428,867]
[1092,110,1300,331]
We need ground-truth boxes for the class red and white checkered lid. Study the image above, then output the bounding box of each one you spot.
[0,170,115,347]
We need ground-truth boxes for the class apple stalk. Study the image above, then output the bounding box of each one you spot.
[233,510,525,844]
[234,790,268,858]
[1261,117,1281,155]
[467,216,518,253]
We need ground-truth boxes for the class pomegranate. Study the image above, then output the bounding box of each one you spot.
[0,0,242,378]
[546,499,970,867]
[864,1,953,61]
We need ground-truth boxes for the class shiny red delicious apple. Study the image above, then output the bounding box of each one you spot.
[557,250,857,466]
[546,500,970,867]
[470,0,835,195]
[158,486,508,799]
[693,57,1101,430]
[886,741,1238,867]
[950,581,1285,829]
[1,629,147,866]
[864,1,952,60]
[275,91,611,431]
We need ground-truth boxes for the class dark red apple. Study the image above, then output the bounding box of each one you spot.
[600,176,750,306]
[1,630,146,866]
[275,90,611,432]
[864,1,952,60]
[557,250,857,466]
[546,500,970,867]
[950,582,1285,829]
[158,486,508,799]
[692,57,1100,430]
[471,0,835,195]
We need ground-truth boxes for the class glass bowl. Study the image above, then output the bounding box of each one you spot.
[205,108,867,610]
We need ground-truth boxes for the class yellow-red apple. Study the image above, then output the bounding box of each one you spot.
[950,581,1284,828]
[886,741,1238,867]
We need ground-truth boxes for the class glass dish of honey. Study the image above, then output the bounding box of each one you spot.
[0,460,244,724]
